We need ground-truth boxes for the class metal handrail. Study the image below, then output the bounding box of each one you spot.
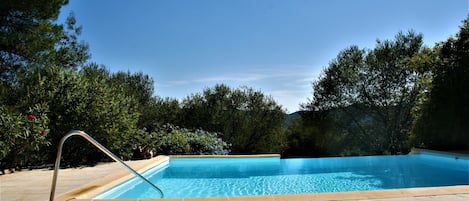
[49,130,164,201]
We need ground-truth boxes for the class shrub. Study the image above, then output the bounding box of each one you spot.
[152,124,231,155]
[0,103,50,173]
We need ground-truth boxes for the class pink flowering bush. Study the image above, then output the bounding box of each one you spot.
[0,104,50,173]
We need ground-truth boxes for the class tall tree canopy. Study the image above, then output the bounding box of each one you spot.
[181,84,287,153]
[109,71,157,129]
[1,0,67,85]
[1,0,89,106]
[410,18,469,150]
[0,0,138,167]
[304,31,424,155]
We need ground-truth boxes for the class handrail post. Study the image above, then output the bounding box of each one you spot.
[49,130,164,201]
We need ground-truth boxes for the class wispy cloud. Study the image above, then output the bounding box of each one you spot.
[194,73,268,83]
[167,80,191,85]
[161,65,319,87]
[157,65,323,112]
[159,73,265,87]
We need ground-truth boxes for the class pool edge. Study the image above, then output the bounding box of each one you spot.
[170,154,280,158]
[67,185,469,201]
[54,155,170,201]
[54,154,279,201]
[411,148,469,159]
[57,154,469,201]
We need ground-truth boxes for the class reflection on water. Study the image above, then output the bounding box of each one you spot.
[96,154,469,199]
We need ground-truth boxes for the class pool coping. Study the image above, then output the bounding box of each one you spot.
[170,154,280,158]
[54,153,469,201]
[410,148,469,159]
[54,156,170,201]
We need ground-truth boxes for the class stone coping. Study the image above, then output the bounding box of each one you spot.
[56,154,469,201]
[170,154,280,158]
[54,156,170,201]
[410,148,469,159]
[65,185,469,201]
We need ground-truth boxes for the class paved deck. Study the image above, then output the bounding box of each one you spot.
[0,160,144,201]
[1,157,468,201]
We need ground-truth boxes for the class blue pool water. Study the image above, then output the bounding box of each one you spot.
[95,153,469,199]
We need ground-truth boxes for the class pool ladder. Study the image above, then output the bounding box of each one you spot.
[49,130,164,201]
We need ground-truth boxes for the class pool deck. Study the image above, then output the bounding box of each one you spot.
[1,154,468,201]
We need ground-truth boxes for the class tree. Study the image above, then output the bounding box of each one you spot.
[109,71,158,129]
[16,65,141,165]
[0,103,50,172]
[410,17,469,150]
[65,65,140,164]
[304,31,424,155]
[0,0,66,85]
[284,112,327,157]
[181,84,287,153]
[50,12,90,70]
[109,71,154,108]
[140,97,181,131]
[1,0,89,106]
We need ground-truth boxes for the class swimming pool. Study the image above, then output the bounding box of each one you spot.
[95,152,469,199]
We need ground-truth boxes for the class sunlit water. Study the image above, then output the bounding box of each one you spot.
[95,153,469,199]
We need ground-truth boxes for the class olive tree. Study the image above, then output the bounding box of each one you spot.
[181,84,287,153]
[304,31,424,155]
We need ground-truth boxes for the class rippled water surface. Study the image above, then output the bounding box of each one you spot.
[96,154,469,199]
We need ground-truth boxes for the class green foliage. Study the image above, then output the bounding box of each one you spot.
[1,0,169,165]
[181,84,287,154]
[2,0,466,170]
[285,109,374,157]
[285,113,324,157]
[0,0,139,165]
[0,0,287,169]
[108,71,167,131]
[51,12,90,69]
[152,124,231,155]
[0,103,50,171]
[0,0,69,86]
[15,65,140,165]
[302,31,424,155]
[410,17,469,150]
[109,71,154,108]
[298,18,469,155]
[76,65,140,161]
[139,97,182,131]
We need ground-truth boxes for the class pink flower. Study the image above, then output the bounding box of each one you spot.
[28,114,35,121]
[41,130,47,136]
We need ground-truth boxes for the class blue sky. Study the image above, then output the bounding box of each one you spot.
[58,0,468,113]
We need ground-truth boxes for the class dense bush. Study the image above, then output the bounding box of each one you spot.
[153,124,231,155]
[134,97,182,132]
[409,18,469,150]
[7,64,142,166]
[0,104,50,172]
[181,84,287,154]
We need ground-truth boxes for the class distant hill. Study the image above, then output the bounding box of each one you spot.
[284,111,301,128]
